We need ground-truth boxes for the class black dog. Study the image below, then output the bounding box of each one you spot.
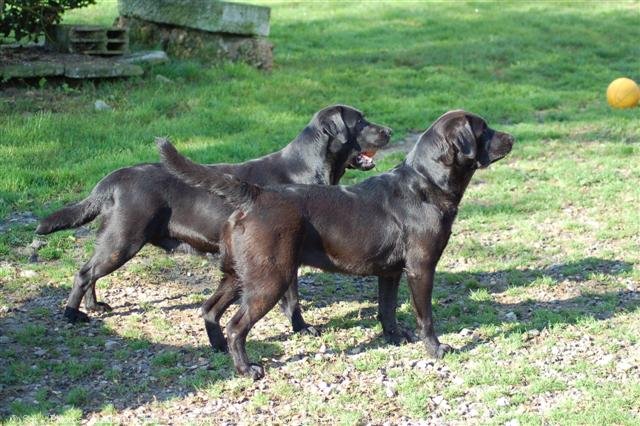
[37,105,391,324]
[160,110,514,379]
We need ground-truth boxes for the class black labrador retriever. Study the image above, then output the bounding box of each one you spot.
[37,105,391,324]
[159,110,514,380]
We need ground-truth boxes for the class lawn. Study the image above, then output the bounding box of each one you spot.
[1,0,639,424]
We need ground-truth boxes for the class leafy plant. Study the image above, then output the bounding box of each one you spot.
[0,0,96,43]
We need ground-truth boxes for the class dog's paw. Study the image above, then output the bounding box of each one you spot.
[64,307,90,323]
[297,325,321,337]
[384,327,417,345]
[87,302,113,313]
[242,363,265,381]
[211,340,229,353]
[435,343,452,359]
[425,342,452,359]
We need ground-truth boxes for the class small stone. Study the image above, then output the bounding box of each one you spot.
[504,311,517,322]
[459,328,473,336]
[505,420,520,426]
[617,361,634,372]
[0,336,11,344]
[522,329,540,341]
[414,360,431,370]
[452,376,464,385]
[596,354,614,366]
[19,270,37,278]
[432,395,444,405]
[34,348,47,357]
[384,384,397,397]
[94,100,112,111]
[156,74,174,84]
[318,381,332,393]
[496,396,510,407]
[105,340,119,350]
[30,239,45,249]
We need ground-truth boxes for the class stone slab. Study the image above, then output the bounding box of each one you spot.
[0,61,64,79]
[64,60,143,79]
[118,0,270,37]
[0,48,144,80]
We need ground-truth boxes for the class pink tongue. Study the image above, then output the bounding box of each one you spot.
[358,153,374,168]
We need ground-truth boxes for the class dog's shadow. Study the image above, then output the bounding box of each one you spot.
[293,257,638,355]
[238,256,637,358]
[2,257,636,419]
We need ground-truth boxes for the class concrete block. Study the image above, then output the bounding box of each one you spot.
[48,25,129,56]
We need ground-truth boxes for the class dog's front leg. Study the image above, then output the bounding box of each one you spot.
[406,264,451,359]
[377,273,416,345]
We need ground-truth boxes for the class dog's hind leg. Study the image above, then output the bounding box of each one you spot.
[200,271,240,352]
[279,276,320,336]
[226,278,289,380]
[377,273,416,345]
[65,227,145,323]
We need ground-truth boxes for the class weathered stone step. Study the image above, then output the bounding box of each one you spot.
[118,0,270,37]
[0,48,146,80]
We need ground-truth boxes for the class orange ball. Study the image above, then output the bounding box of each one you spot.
[606,77,640,109]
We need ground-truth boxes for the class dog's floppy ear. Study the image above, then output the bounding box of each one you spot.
[450,119,477,163]
[319,106,348,144]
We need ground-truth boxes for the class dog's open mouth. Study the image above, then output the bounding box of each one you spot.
[351,150,377,170]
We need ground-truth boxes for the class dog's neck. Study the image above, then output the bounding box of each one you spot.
[405,130,474,204]
[283,127,344,185]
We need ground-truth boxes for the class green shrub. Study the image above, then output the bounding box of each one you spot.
[0,0,96,43]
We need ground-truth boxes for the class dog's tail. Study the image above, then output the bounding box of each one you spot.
[156,137,260,210]
[36,193,104,235]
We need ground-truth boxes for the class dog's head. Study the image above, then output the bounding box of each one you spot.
[311,104,392,172]
[407,110,514,194]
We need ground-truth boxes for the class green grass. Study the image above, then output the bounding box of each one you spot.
[1,0,639,424]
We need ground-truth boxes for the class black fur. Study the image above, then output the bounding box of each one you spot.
[162,110,514,379]
[37,105,391,326]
